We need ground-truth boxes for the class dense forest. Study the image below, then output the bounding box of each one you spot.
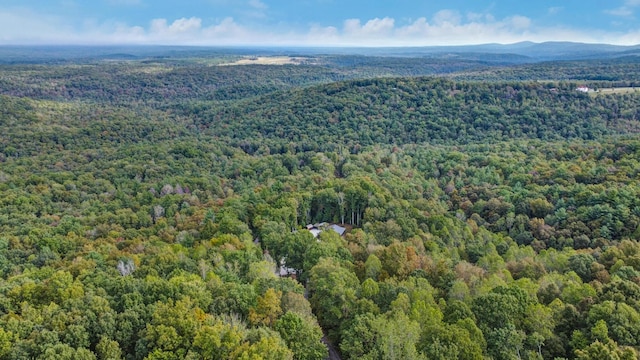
[1,49,640,359]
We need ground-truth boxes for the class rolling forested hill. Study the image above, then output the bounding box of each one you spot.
[1,48,640,360]
[196,77,640,152]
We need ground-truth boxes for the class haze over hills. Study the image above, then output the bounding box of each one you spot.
[1,41,640,64]
[322,42,640,61]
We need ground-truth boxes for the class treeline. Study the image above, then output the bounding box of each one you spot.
[450,57,640,83]
[0,57,493,106]
[3,55,640,109]
[0,63,350,105]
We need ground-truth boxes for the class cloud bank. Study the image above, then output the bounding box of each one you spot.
[606,0,640,17]
[1,7,639,46]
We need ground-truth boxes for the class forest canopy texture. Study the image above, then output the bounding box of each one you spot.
[1,49,640,359]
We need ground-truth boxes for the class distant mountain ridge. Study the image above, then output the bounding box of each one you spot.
[0,41,639,64]
[318,42,640,62]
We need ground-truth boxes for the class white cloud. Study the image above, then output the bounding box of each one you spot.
[201,17,254,43]
[396,17,429,37]
[241,0,269,19]
[248,0,268,10]
[309,24,338,38]
[432,10,461,26]
[339,14,537,46]
[610,29,640,43]
[606,0,640,17]
[0,8,76,43]
[343,17,395,39]
[606,7,634,16]
[1,6,640,46]
[507,15,531,30]
[548,7,563,15]
[467,12,494,22]
[150,17,202,36]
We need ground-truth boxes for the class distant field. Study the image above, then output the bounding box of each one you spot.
[595,87,640,94]
[219,56,308,66]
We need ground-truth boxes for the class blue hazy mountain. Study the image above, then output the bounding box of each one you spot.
[0,42,638,64]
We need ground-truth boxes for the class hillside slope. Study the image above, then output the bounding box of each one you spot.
[198,77,640,152]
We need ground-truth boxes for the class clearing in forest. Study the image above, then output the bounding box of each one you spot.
[594,87,640,95]
[219,56,307,66]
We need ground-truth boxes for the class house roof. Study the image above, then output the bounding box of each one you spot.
[306,223,347,237]
[330,224,346,236]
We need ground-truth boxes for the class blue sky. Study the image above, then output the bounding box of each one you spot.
[1,0,640,46]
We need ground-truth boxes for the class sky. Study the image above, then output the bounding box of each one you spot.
[1,0,640,47]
